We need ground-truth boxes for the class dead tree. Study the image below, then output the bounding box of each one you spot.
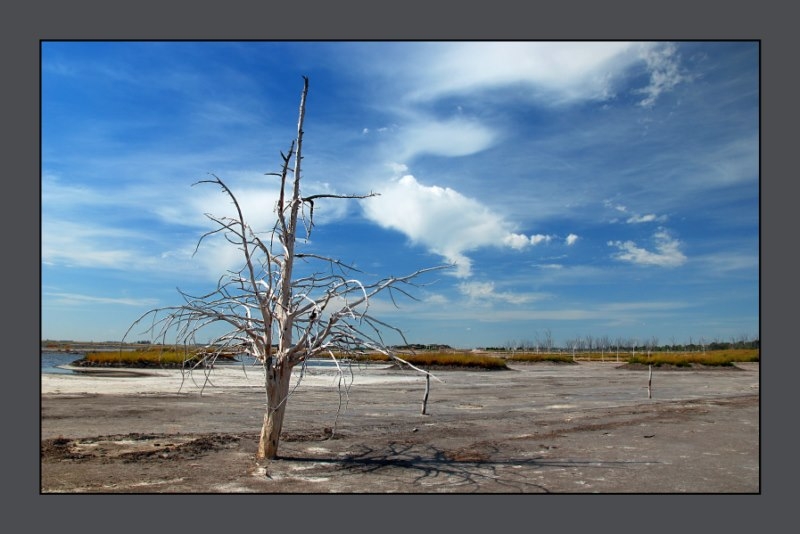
[126,77,443,461]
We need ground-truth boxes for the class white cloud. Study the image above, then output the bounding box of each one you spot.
[44,291,159,307]
[604,200,667,225]
[43,166,357,284]
[424,293,450,305]
[362,42,689,168]
[531,234,554,245]
[503,233,532,250]
[186,178,350,232]
[41,216,229,282]
[458,281,541,305]
[608,229,687,267]
[695,251,758,274]
[42,173,110,208]
[626,213,667,224]
[41,219,151,270]
[458,281,496,299]
[361,174,561,278]
[361,175,501,277]
[393,117,497,160]
[565,234,579,246]
[637,43,689,108]
[401,42,649,106]
[370,41,689,112]
[504,233,556,249]
[389,162,409,175]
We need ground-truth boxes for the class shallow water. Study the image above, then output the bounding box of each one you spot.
[40,351,349,375]
[41,352,84,374]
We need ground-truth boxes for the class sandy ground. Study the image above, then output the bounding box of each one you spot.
[41,361,419,395]
[41,361,759,493]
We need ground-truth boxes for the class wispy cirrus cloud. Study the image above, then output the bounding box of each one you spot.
[392,42,652,106]
[637,43,690,108]
[358,42,688,169]
[44,291,159,307]
[41,219,152,269]
[604,201,668,225]
[626,214,668,224]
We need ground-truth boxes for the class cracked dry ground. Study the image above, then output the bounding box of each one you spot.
[41,363,759,493]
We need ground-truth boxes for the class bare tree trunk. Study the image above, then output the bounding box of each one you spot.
[258,360,293,460]
[256,79,309,462]
[421,374,430,415]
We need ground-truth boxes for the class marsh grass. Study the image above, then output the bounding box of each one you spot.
[82,347,233,366]
[79,347,758,369]
[506,352,575,364]
[350,351,509,370]
[85,348,190,365]
[626,349,759,367]
[404,352,509,369]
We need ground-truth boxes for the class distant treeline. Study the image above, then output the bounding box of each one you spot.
[484,338,760,353]
[42,338,758,354]
[390,344,453,351]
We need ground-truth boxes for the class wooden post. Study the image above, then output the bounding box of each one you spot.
[647,364,652,399]
[421,374,430,415]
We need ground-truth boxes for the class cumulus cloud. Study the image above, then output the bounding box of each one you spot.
[503,233,532,250]
[361,175,568,278]
[565,234,579,246]
[608,229,687,267]
[361,175,501,277]
[505,233,555,249]
[531,234,554,245]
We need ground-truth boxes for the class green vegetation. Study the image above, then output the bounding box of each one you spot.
[80,347,239,367]
[84,348,192,366]
[506,352,575,364]
[349,351,509,370]
[348,348,759,368]
[403,352,509,369]
[58,343,759,370]
[626,349,760,367]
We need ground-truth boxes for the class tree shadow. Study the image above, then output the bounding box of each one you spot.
[280,441,649,493]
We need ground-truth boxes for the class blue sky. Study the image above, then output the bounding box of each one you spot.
[41,41,759,348]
